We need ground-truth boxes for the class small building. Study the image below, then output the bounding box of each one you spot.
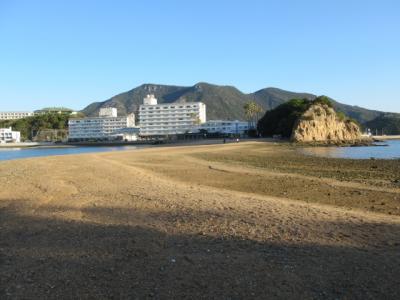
[112,127,140,141]
[0,127,21,143]
[68,108,138,142]
[194,120,250,136]
[139,94,206,136]
[0,111,34,120]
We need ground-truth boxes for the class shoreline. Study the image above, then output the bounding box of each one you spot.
[373,135,400,140]
[1,134,398,149]
[1,138,398,161]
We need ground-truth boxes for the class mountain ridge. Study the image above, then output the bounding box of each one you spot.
[81,82,396,125]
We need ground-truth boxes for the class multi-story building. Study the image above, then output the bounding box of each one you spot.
[0,111,34,120]
[0,127,21,143]
[194,120,250,136]
[68,108,138,141]
[139,94,206,136]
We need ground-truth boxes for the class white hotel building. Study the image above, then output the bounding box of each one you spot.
[0,111,34,120]
[139,94,206,136]
[0,127,21,143]
[68,108,138,141]
[195,120,250,136]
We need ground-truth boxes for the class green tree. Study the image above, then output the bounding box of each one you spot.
[257,98,310,138]
[244,101,263,130]
[0,113,71,141]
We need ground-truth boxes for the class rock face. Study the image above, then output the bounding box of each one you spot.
[291,104,362,144]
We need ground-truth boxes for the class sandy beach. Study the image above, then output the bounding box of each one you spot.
[1,141,399,299]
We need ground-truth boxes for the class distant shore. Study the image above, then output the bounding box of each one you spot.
[373,135,400,140]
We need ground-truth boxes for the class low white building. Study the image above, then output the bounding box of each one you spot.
[194,120,250,135]
[0,111,34,120]
[68,108,138,141]
[0,127,21,143]
[139,94,206,136]
[113,127,140,141]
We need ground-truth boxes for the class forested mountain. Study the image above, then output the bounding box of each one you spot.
[82,82,397,126]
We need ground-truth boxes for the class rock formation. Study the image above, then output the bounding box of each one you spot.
[291,104,363,144]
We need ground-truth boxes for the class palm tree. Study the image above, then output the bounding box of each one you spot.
[244,101,263,129]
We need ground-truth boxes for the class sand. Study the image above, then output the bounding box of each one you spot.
[0,141,399,299]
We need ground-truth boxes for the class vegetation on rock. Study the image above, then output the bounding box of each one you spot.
[257,98,310,137]
[257,96,362,142]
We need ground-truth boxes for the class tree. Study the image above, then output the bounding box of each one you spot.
[257,98,310,138]
[0,113,70,141]
[244,101,263,130]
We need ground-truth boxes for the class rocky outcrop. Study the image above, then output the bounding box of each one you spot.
[291,104,363,144]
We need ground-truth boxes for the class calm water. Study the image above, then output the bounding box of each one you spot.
[0,145,145,161]
[300,140,400,159]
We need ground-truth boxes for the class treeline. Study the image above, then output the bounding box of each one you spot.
[0,113,82,141]
[364,114,400,135]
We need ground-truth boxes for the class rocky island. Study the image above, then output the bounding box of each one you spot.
[291,102,362,144]
[258,96,368,145]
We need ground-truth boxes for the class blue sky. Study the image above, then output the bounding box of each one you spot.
[0,0,399,112]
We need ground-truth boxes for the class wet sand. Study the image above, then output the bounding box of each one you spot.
[1,141,399,299]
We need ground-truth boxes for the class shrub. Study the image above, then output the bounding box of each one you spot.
[337,112,346,122]
[312,96,333,108]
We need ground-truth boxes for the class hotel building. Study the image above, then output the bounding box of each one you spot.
[68,108,138,141]
[0,111,34,120]
[195,120,250,136]
[139,94,206,136]
[0,127,21,143]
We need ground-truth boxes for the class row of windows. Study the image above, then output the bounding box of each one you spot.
[202,123,247,126]
[70,124,126,128]
[70,119,126,123]
[201,125,249,129]
[140,118,193,122]
[0,112,32,115]
[203,127,248,131]
[140,111,199,115]
[140,105,199,110]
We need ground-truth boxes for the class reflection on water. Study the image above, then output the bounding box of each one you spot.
[300,140,400,159]
[0,146,145,161]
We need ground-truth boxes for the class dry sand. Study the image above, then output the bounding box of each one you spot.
[0,141,399,299]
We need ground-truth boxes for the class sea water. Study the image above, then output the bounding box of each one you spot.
[300,140,400,159]
[0,145,144,161]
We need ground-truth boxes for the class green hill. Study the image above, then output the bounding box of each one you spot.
[83,83,253,120]
[82,83,396,125]
[364,114,400,135]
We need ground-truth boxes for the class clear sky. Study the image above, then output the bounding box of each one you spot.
[0,0,399,112]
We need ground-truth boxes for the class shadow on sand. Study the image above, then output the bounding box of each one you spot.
[1,204,400,300]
